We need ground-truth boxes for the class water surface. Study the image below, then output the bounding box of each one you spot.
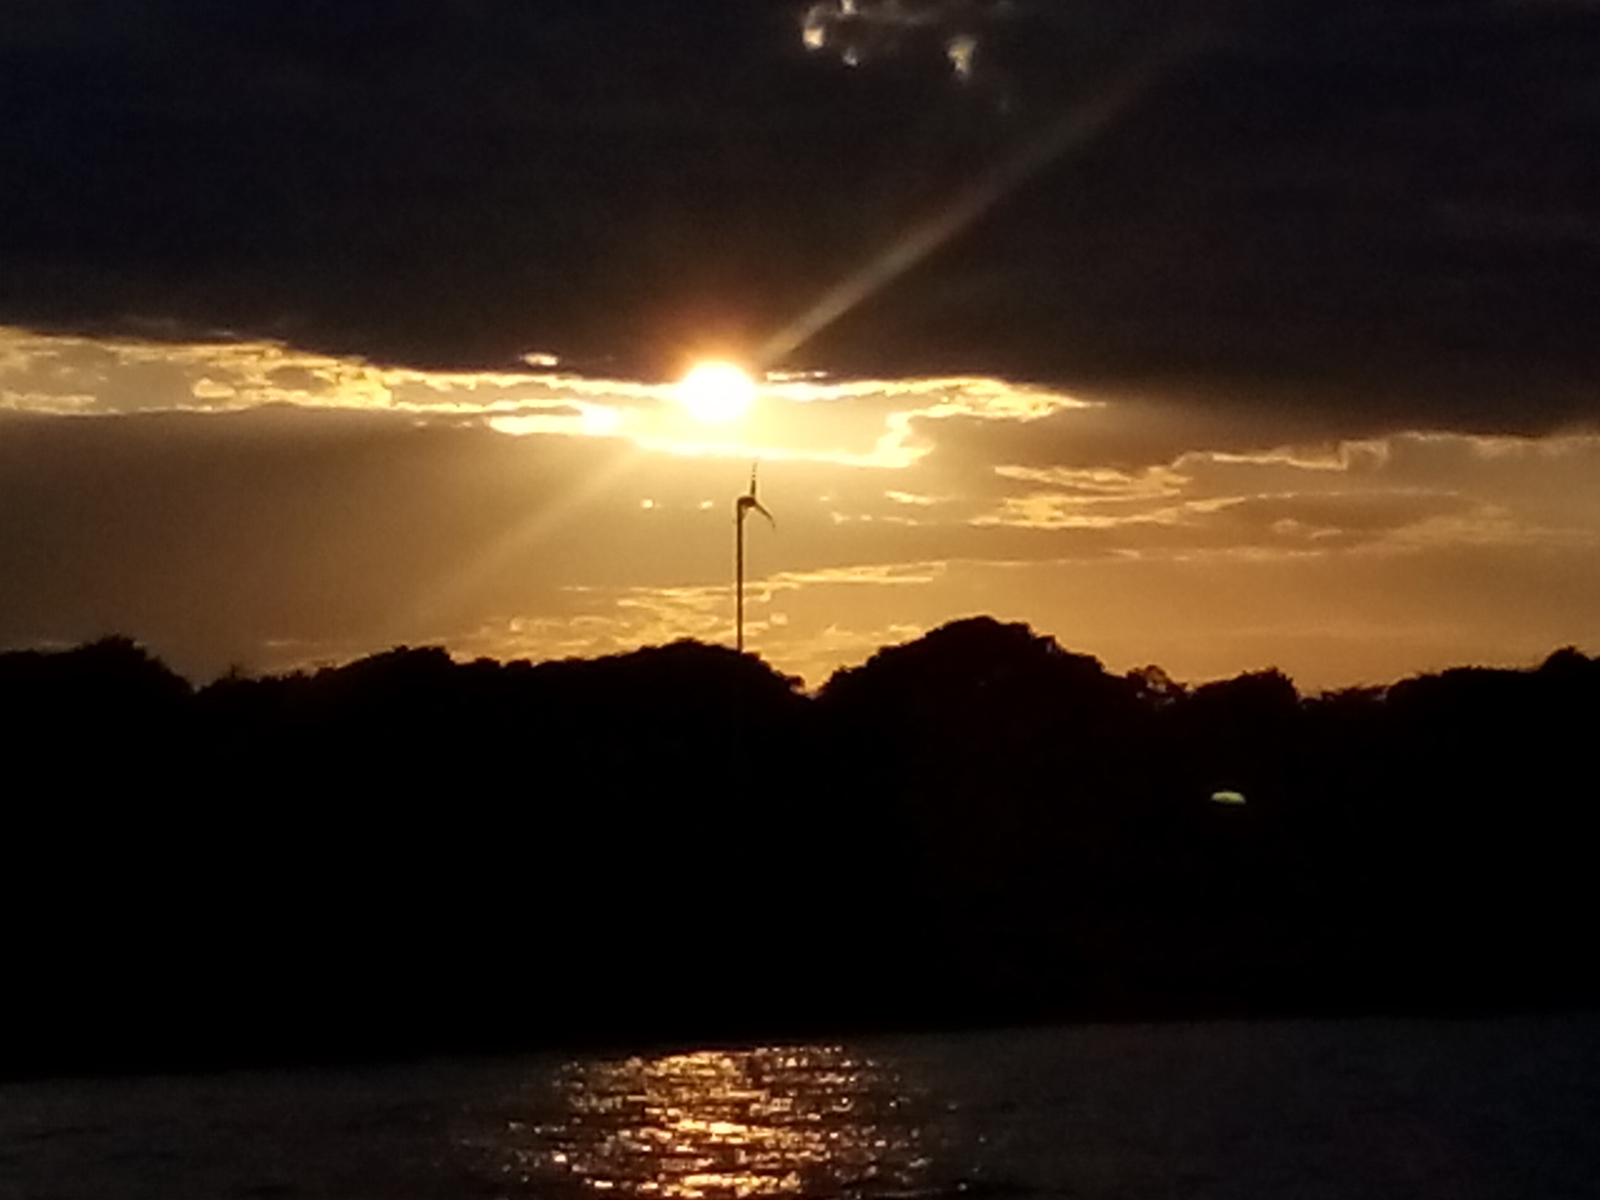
[4,1016,1598,1199]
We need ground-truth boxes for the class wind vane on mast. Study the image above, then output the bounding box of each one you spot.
[734,461,775,653]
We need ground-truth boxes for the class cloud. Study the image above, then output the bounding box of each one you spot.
[3,0,1598,436]
[6,314,1600,691]
[0,326,1104,474]
[800,0,1014,78]
[770,562,948,587]
[5,384,1600,688]
[959,426,1600,559]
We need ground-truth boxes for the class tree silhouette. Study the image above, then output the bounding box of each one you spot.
[2,628,1597,1077]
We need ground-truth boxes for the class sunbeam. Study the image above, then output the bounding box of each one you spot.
[758,1,1232,368]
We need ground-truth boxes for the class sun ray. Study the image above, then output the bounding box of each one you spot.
[757,5,1221,367]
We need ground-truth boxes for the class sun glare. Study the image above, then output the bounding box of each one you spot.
[676,361,756,423]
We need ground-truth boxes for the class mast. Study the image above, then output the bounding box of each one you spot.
[734,462,772,653]
[735,498,746,652]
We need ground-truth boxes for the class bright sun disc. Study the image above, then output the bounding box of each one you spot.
[676,361,756,423]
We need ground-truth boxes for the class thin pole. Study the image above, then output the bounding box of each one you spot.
[735,506,745,652]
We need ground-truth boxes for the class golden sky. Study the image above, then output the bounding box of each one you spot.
[3,325,1596,689]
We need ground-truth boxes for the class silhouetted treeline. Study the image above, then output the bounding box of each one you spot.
[3,621,1598,1077]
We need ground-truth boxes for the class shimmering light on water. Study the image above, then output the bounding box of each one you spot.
[8,1020,1600,1199]
[467,1045,930,1200]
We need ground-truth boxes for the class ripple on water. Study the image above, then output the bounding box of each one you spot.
[460,1045,941,1200]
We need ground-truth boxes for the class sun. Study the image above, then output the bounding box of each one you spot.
[676,361,756,423]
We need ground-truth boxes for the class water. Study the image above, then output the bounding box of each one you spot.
[4,1016,1599,1200]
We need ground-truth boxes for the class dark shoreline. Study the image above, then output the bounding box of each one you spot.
[6,619,1598,1082]
[10,998,1600,1086]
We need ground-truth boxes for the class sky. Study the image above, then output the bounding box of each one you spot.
[2,0,1598,688]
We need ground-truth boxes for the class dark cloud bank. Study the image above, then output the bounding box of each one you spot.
[5,0,1599,430]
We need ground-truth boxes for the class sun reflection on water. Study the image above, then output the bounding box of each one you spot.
[468,1046,933,1200]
